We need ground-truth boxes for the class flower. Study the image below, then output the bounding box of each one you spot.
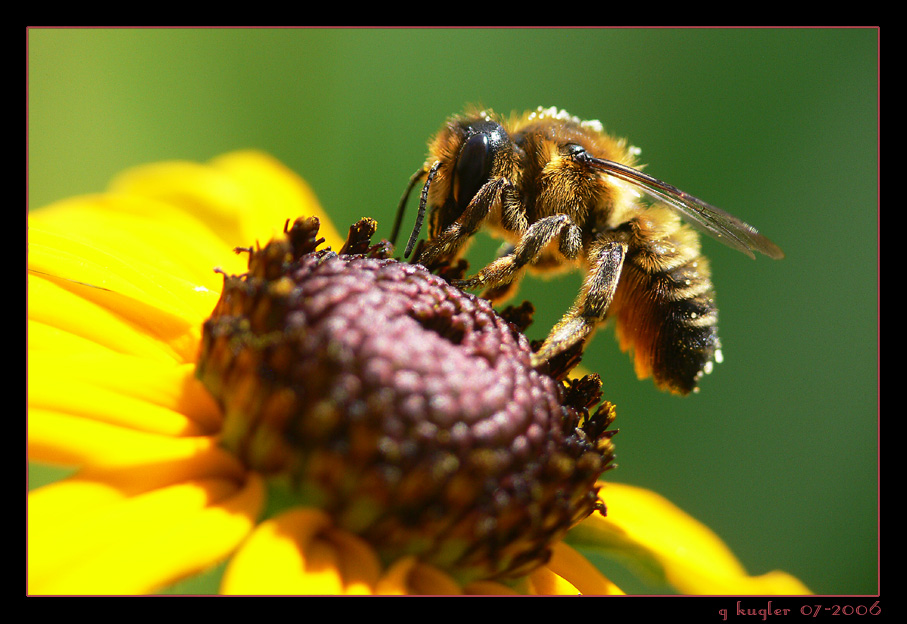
[27,151,811,595]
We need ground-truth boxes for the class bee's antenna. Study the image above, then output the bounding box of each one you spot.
[390,166,428,250]
[403,161,440,259]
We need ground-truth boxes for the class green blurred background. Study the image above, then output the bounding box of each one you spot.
[27,28,878,595]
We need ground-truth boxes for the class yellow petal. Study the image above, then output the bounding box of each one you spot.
[375,557,464,596]
[463,580,521,595]
[28,410,242,486]
[29,196,239,303]
[320,526,386,595]
[28,473,264,595]
[568,482,811,595]
[221,508,382,595]
[210,151,343,249]
[527,565,581,595]
[107,150,343,252]
[29,350,221,436]
[28,272,198,363]
[28,151,346,365]
[538,541,625,595]
[28,318,121,356]
[26,151,357,596]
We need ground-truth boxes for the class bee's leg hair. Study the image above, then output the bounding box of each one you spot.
[416,177,511,267]
[530,236,627,367]
[453,213,582,293]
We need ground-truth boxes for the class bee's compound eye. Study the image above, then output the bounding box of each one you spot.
[455,132,494,211]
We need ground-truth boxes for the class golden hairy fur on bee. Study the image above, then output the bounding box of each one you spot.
[391,106,782,395]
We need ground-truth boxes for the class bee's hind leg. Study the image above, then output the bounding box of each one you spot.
[530,236,627,368]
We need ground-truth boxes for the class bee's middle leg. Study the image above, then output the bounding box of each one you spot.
[453,214,582,293]
[530,237,627,368]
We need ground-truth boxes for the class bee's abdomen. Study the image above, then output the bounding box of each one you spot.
[609,212,721,395]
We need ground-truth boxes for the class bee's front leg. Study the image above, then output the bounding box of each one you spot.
[416,178,511,269]
[530,235,627,368]
[453,213,582,293]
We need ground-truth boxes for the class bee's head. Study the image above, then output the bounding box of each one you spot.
[395,116,516,259]
[450,119,512,214]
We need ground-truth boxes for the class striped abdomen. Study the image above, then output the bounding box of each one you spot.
[608,207,721,395]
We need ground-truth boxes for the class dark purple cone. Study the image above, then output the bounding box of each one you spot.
[197,216,617,583]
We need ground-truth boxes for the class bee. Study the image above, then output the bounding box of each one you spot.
[389,106,784,395]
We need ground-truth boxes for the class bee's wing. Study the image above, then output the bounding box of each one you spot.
[589,158,784,260]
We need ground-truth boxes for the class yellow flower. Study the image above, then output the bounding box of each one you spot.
[27,151,810,595]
